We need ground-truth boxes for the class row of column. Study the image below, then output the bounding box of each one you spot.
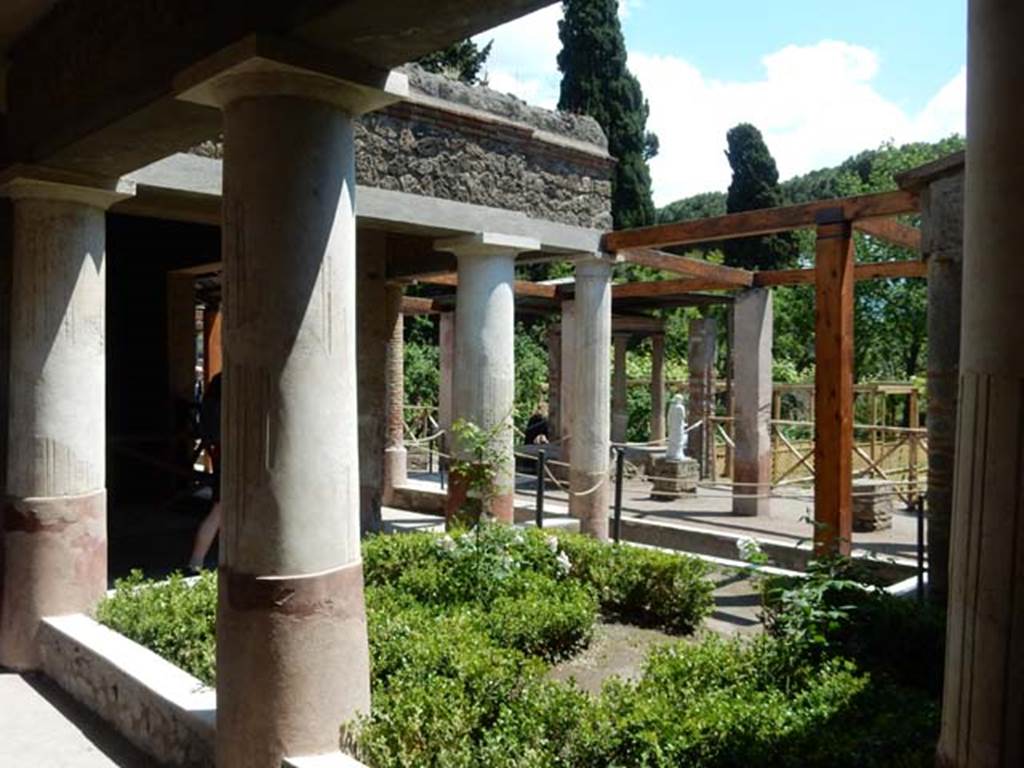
[555,328,667,448]
[0,180,124,669]
[0,64,392,767]
[430,236,614,538]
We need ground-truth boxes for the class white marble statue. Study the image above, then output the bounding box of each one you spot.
[666,394,688,461]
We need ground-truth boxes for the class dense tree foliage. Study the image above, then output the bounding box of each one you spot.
[656,191,726,224]
[557,0,657,229]
[655,135,965,386]
[722,123,799,271]
[400,118,961,437]
[417,39,493,85]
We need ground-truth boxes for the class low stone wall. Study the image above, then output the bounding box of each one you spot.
[38,613,374,768]
[38,613,215,767]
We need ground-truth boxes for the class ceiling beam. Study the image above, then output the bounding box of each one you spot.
[602,189,919,252]
[852,218,921,251]
[620,247,753,285]
[753,259,927,287]
[612,277,733,298]
[611,259,927,298]
[418,273,560,299]
[400,295,442,315]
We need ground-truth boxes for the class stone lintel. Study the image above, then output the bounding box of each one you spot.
[174,35,409,114]
[0,164,135,209]
[435,231,540,257]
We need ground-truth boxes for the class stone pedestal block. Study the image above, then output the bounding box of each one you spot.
[650,457,699,499]
[852,479,894,532]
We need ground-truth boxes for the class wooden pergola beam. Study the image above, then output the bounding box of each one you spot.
[612,277,733,298]
[753,259,927,287]
[620,248,753,286]
[400,295,442,315]
[418,273,560,299]
[612,259,926,298]
[853,218,922,251]
[602,189,919,251]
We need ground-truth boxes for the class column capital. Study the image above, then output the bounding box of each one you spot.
[435,232,540,258]
[174,34,408,114]
[573,252,617,278]
[0,164,134,209]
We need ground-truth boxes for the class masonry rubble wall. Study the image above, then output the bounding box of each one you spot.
[190,65,613,230]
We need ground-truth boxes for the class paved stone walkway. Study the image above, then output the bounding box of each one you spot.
[406,469,924,564]
[0,671,159,767]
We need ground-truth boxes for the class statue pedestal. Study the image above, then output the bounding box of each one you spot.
[852,478,894,532]
[650,456,699,498]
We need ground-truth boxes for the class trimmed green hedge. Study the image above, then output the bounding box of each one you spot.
[98,528,940,767]
[96,570,217,686]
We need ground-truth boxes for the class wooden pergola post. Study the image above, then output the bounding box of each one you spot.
[813,210,854,556]
[202,303,222,385]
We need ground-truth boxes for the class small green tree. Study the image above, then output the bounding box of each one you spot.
[723,123,799,271]
[448,417,511,528]
[417,39,493,85]
[557,0,657,229]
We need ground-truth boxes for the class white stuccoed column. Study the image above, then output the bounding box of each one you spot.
[938,1,1024,764]
[732,288,773,517]
[176,48,406,768]
[570,256,613,539]
[440,233,538,524]
[438,311,456,442]
[687,317,718,475]
[382,285,408,503]
[546,324,562,441]
[649,333,666,443]
[0,175,130,670]
[559,300,576,463]
[611,333,630,444]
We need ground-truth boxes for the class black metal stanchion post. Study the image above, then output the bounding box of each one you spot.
[613,448,625,544]
[535,449,546,528]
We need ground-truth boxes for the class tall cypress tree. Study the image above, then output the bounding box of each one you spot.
[557,0,657,229]
[417,39,493,85]
[723,123,798,270]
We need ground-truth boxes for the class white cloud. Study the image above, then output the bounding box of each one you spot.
[633,43,965,204]
[473,5,563,109]
[474,1,643,107]
[475,10,966,206]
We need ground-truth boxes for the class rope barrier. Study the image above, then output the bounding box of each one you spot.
[405,429,446,447]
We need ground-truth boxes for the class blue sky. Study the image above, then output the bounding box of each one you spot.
[474,0,967,204]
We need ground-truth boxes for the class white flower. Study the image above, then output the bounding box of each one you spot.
[439,534,456,552]
[736,536,763,563]
[545,535,559,554]
[512,530,525,545]
[556,550,572,575]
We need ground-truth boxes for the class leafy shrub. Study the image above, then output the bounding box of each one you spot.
[97,569,217,686]
[761,557,946,694]
[98,533,940,767]
[558,533,714,633]
[366,526,599,659]
[596,636,938,768]
[487,574,596,661]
